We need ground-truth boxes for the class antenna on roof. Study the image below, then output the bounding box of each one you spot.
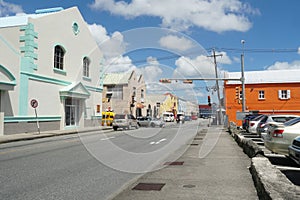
[35,7,64,14]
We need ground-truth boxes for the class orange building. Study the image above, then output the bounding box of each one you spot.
[224,69,300,126]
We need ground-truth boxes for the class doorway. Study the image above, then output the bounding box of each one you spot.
[65,98,79,127]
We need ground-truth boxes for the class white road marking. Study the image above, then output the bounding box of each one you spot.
[150,138,167,145]
[100,136,115,141]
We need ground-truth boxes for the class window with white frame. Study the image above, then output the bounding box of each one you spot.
[54,45,65,70]
[83,57,90,78]
[107,85,123,99]
[258,90,265,99]
[278,90,290,100]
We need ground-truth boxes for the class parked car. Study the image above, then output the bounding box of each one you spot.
[184,115,192,121]
[112,114,139,131]
[242,114,260,131]
[256,115,299,138]
[264,117,300,156]
[288,136,300,165]
[137,116,165,127]
[248,115,268,134]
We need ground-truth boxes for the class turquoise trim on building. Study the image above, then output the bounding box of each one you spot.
[85,85,103,93]
[22,71,70,86]
[0,65,17,85]
[18,74,29,115]
[4,116,61,123]
[53,68,67,75]
[72,22,80,35]
[19,23,38,71]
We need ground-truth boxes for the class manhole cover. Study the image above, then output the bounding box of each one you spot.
[194,138,203,140]
[183,184,196,188]
[132,183,165,191]
[164,161,184,165]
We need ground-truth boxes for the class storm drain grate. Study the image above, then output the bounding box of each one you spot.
[190,143,199,146]
[164,161,184,166]
[132,183,165,191]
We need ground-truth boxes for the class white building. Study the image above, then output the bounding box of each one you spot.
[0,7,104,135]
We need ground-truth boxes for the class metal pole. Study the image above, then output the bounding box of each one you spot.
[241,40,246,112]
[34,108,40,134]
[212,49,223,125]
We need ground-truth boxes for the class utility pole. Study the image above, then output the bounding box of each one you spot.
[208,49,223,125]
[241,40,246,112]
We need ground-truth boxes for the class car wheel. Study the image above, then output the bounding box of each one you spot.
[135,124,139,129]
[150,123,155,127]
[113,126,118,131]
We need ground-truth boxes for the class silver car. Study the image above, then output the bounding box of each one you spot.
[112,114,139,131]
[288,136,300,165]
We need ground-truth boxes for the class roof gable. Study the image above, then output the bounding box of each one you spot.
[60,82,90,99]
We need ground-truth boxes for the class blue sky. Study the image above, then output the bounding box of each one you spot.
[1,0,300,104]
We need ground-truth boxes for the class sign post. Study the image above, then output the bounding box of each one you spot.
[30,99,40,134]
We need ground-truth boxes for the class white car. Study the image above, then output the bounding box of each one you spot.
[264,117,300,156]
[256,114,299,139]
[248,115,267,134]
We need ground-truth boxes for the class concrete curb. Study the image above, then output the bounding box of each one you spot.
[0,127,112,144]
[229,127,300,199]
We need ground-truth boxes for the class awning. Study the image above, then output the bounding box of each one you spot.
[60,82,90,99]
[136,103,145,108]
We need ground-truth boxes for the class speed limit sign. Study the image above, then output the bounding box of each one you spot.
[30,99,38,108]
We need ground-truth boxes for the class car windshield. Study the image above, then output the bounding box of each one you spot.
[114,114,125,119]
[272,116,297,123]
[284,117,300,126]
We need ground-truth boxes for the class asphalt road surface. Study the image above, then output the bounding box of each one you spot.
[0,121,201,200]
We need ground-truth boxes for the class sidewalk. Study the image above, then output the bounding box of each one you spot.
[0,126,112,144]
[112,126,258,200]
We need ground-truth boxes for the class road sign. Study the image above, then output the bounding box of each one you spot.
[30,99,38,108]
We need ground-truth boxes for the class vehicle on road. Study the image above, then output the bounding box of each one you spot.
[288,136,300,165]
[112,114,139,131]
[162,112,174,122]
[176,112,185,124]
[137,116,165,127]
[102,111,115,126]
[248,114,267,134]
[184,115,192,121]
[264,117,300,156]
[257,115,299,138]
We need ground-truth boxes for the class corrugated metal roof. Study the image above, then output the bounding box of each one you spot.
[225,69,300,84]
[103,71,132,85]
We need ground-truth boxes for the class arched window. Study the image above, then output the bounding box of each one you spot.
[83,57,90,77]
[54,45,65,70]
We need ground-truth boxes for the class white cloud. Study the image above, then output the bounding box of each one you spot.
[174,52,230,78]
[298,47,300,55]
[266,61,300,70]
[159,35,194,51]
[88,23,126,59]
[0,0,23,16]
[105,56,136,73]
[90,0,258,32]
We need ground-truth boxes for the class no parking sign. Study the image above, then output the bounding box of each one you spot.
[30,99,38,108]
[30,99,40,134]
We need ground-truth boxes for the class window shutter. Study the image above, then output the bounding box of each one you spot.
[278,90,282,99]
[287,90,291,99]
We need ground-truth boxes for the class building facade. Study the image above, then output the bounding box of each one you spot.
[224,69,300,126]
[0,7,103,135]
[102,71,146,117]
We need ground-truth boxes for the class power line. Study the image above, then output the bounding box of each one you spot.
[106,47,299,66]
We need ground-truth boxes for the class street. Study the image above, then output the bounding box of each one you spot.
[0,121,202,200]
